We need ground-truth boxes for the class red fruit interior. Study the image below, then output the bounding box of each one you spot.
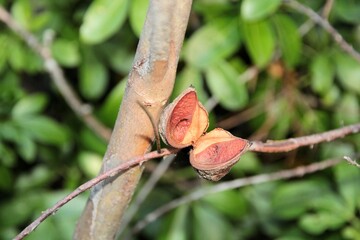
[170,91,197,142]
[196,139,247,166]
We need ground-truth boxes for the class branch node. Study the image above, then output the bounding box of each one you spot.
[43,29,55,48]
[344,156,360,168]
[80,104,93,115]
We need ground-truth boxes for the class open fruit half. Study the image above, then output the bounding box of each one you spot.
[159,87,209,148]
[190,128,249,181]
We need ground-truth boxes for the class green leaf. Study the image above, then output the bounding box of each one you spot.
[11,0,49,32]
[11,94,47,118]
[301,111,328,133]
[205,60,248,110]
[334,93,360,126]
[300,212,345,235]
[193,1,234,21]
[320,142,355,160]
[79,50,108,100]
[184,18,241,69]
[79,128,107,155]
[334,163,360,211]
[16,133,37,162]
[321,86,340,107]
[202,190,247,219]
[15,166,54,190]
[272,179,331,219]
[98,78,126,127]
[272,14,301,68]
[0,122,37,161]
[241,0,282,21]
[0,34,9,72]
[51,39,80,67]
[230,152,261,174]
[160,205,189,240]
[129,0,149,37]
[99,32,136,74]
[8,39,27,70]
[245,183,281,236]
[270,99,293,139]
[311,193,352,221]
[242,19,275,68]
[333,0,360,24]
[343,226,360,240]
[0,143,16,167]
[25,191,87,240]
[310,53,334,95]
[172,67,208,103]
[0,192,43,228]
[80,0,129,44]
[78,151,102,178]
[11,0,32,30]
[16,116,69,146]
[0,166,13,191]
[335,51,360,94]
[192,204,235,240]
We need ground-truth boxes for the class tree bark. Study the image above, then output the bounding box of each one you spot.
[74,1,193,239]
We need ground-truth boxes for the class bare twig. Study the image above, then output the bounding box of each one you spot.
[204,96,219,112]
[217,104,263,130]
[298,0,334,37]
[13,148,178,240]
[238,66,258,83]
[344,156,360,168]
[249,123,360,153]
[139,101,162,152]
[322,0,334,19]
[14,122,360,239]
[0,6,111,141]
[132,157,343,234]
[117,155,175,238]
[283,0,360,64]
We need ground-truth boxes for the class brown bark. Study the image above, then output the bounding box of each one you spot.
[74,1,193,239]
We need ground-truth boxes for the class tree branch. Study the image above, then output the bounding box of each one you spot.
[117,155,175,237]
[13,148,178,240]
[14,123,359,239]
[132,156,344,234]
[74,1,193,239]
[0,6,112,141]
[344,156,360,168]
[283,0,360,64]
[249,123,360,153]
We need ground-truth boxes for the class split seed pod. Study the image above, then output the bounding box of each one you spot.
[190,128,249,181]
[159,87,209,148]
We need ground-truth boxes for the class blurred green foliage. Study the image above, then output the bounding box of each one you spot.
[0,0,360,239]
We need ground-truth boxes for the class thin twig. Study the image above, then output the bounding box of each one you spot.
[204,96,219,112]
[14,123,360,239]
[217,104,263,130]
[0,6,111,141]
[132,157,343,234]
[344,156,360,168]
[322,0,334,19]
[283,0,360,64]
[249,123,360,153]
[238,66,258,83]
[117,155,175,238]
[139,101,162,152]
[13,148,178,240]
[298,0,333,36]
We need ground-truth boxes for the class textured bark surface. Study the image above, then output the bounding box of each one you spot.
[74,1,193,239]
